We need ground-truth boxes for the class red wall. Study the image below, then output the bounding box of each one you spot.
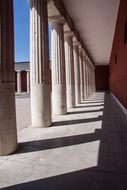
[109,0,127,108]
[21,71,27,92]
[95,65,109,91]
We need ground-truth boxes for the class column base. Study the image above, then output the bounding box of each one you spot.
[84,85,87,101]
[80,84,85,102]
[75,84,81,105]
[0,83,17,156]
[52,84,67,115]
[31,83,52,128]
[66,84,75,110]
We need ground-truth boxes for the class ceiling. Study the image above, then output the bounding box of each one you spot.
[62,0,120,65]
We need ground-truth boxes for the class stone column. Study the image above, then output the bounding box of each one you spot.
[85,57,89,98]
[90,67,92,95]
[17,71,21,93]
[30,0,51,127]
[91,65,95,94]
[90,65,93,96]
[88,64,91,96]
[91,69,94,95]
[87,62,90,97]
[0,0,17,156]
[79,46,85,102]
[90,68,92,95]
[64,31,75,110]
[88,62,92,97]
[93,68,96,93]
[73,41,81,105]
[50,16,67,115]
[83,51,87,100]
[27,71,30,93]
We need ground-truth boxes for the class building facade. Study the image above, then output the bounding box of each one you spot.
[15,62,30,93]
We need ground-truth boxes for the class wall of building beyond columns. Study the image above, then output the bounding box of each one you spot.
[109,0,127,108]
[95,65,109,91]
[15,70,30,93]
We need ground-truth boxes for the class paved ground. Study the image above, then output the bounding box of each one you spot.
[15,93,31,131]
[0,92,127,189]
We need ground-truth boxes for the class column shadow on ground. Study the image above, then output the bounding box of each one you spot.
[52,115,102,126]
[2,93,127,190]
[15,129,101,154]
[2,166,127,190]
[80,101,104,104]
[76,104,104,108]
[68,108,103,115]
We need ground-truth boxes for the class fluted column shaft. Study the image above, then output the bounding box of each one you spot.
[73,42,81,105]
[85,59,89,98]
[93,69,96,93]
[91,69,94,94]
[64,32,75,109]
[79,48,85,102]
[30,0,51,127]
[87,63,91,97]
[90,68,92,95]
[0,0,17,155]
[87,64,90,96]
[50,18,67,115]
[83,52,87,100]
[17,71,21,93]
[90,66,93,95]
[89,63,92,96]
[91,66,96,94]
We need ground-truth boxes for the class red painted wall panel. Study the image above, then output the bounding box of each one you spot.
[109,0,127,108]
[21,71,27,92]
[95,65,109,91]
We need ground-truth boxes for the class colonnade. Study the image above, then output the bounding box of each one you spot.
[0,0,95,156]
[49,15,95,116]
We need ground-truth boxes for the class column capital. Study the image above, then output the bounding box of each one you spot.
[64,31,74,38]
[73,41,80,46]
[85,54,89,62]
[82,51,86,63]
[87,56,94,68]
[73,36,80,46]
[82,50,86,56]
[30,0,50,8]
[48,15,65,24]
[79,45,84,53]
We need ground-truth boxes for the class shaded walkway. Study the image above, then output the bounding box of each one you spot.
[0,92,127,189]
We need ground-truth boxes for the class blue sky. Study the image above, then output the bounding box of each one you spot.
[14,0,51,62]
[14,0,30,62]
